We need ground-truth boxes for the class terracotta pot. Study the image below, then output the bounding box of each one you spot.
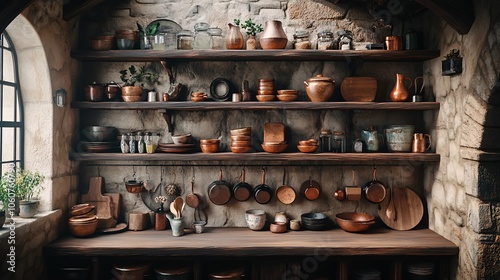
[303,74,335,102]
[246,35,258,50]
[225,23,244,50]
[260,20,287,49]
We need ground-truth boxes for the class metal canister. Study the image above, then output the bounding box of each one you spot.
[404,30,418,50]
[333,131,346,153]
[319,129,333,152]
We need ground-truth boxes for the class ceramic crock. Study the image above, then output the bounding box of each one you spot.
[304,74,335,102]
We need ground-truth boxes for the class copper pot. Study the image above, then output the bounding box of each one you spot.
[303,74,335,102]
[85,82,104,102]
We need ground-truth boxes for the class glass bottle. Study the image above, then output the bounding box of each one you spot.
[137,132,146,153]
[193,22,211,49]
[145,132,156,154]
[128,132,137,153]
[333,131,346,153]
[319,129,333,152]
[177,30,194,50]
[208,27,224,50]
[120,134,129,153]
[317,31,334,50]
[293,30,311,49]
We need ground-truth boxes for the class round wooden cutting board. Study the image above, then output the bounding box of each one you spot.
[378,187,424,231]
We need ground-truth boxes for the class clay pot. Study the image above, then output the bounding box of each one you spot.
[304,74,335,102]
[226,23,245,50]
[260,20,288,49]
[246,35,258,50]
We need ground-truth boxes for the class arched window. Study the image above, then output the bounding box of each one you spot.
[0,31,24,174]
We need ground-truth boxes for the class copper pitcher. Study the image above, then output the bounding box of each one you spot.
[390,73,413,102]
[412,133,431,153]
[225,23,244,50]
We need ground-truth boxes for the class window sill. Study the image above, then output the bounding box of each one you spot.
[0,209,62,239]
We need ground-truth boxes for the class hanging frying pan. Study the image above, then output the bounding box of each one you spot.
[233,168,253,202]
[276,168,296,205]
[363,167,387,204]
[208,168,232,205]
[186,178,200,208]
[254,167,273,204]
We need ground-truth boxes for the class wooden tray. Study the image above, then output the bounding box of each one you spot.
[378,187,424,231]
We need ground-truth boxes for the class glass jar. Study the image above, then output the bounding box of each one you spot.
[317,31,334,50]
[128,132,137,153]
[208,27,224,50]
[337,30,353,50]
[145,132,157,154]
[164,30,177,50]
[319,129,333,152]
[293,30,311,49]
[152,33,165,50]
[193,22,211,49]
[177,30,194,50]
[120,134,129,153]
[137,132,146,153]
[333,131,346,153]
[140,34,152,49]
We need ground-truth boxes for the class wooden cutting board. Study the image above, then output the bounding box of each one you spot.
[104,192,122,221]
[81,177,112,220]
[264,122,285,142]
[378,187,423,231]
[340,77,377,102]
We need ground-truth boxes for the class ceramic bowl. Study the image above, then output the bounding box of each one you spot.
[245,209,266,230]
[191,96,206,102]
[260,37,288,50]
[277,90,299,95]
[301,212,329,231]
[171,133,191,144]
[257,90,275,95]
[125,180,144,193]
[230,135,251,141]
[116,38,135,50]
[261,142,288,153]
[122,95,142,102]
[231,140,251,147]
[82,126,117,142]
[298,139,318,146]
[90,36,113,51]
[230,146,251,153]
[335,212,375,233]
[191,91,207,97]
[200,139,220,145]
[258,86,275,91]
[270,222,287,233]
[230,127,251,136]
[68,219,98,237]
[70,205,96,216]
[276,94,298,102]
[200,143,219,153]
[256,95,275,102]
[297,145,319,153]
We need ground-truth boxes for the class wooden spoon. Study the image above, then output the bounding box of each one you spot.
[174,197,184,218]
[170,201,178,218]
[386,185,397,221]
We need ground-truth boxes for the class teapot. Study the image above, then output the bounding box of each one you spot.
[361,126,384,152]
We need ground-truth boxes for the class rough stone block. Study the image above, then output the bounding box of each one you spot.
[258,8,286,20]
[468,199,494,233]
[288,0,347,20]
[476,161,500,200]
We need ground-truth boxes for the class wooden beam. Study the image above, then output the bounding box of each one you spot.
[63,0,108,21]
[416,0,474,35]
[0,0,36,33]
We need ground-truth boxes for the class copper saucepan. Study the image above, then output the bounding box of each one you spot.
[363,167,387,204]
[208,168,232,205]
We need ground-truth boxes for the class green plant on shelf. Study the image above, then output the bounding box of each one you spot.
[234,18,263,36]
[119,65,159,87]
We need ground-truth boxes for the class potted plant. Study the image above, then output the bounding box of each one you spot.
[119,65,159,102]
[14,168,44,218]
[234,19,264,50]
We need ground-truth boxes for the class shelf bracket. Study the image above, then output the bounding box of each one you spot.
[158,109,173,133]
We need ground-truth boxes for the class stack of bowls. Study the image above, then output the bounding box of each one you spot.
[115,29,138,50]
[256,78,275,102]
[121,87,143,102]
[297,139,319,153]
[191,92,207,102]
[90,35,114,51]
[68,213,98,237]
[230,127,252,153]
[81,126,118,153]
[407,263,435,280]
[200,139,220,153]
[276,89,299,102]
[335,212,375,233]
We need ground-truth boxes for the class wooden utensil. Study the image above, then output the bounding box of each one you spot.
[81,177,115,229]
[378,187,423,230]
[340,77,377,102]
[174,197,184,218]
[385,185,396,221]
[104,192,122,221]
[264,122,285,143]
[170,201,178,218]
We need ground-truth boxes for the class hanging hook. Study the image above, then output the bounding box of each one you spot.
[132,165,137,180]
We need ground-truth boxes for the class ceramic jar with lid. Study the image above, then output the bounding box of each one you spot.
[337,30,353,50]
[304,74,335,102]
[317,31,334,50]
[194,22,211,49]
[293,30,311,49]
[208,27,224,49]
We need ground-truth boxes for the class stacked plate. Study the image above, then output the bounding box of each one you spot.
[230,127,252,153]
[277,89,299,102]
[256,78,275,102]
[81,126,119,153]
[352,268,381,280]
[157,143,196,153]
[407,263,435,279]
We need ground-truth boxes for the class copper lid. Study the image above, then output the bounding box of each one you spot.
[306,74,334,83]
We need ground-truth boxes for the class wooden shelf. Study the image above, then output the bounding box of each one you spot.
[71,101,440,111]
[44,227,458,257]
[71,49,440,62]
[69,152,440,164]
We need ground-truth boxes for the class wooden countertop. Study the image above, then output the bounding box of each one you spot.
[44,227,458,257]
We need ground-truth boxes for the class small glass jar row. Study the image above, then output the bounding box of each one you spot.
[120,132,160,154]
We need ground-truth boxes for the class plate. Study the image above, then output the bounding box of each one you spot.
[99,223,128,234]
[158,147,195,153]
[146,19,182,34]
[158,143,195,148]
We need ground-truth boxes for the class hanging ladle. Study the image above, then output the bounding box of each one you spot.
[186,177,200,208]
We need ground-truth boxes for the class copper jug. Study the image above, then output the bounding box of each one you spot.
[225,23,244,50]
[412,133,431,153]
[390,74,413,102]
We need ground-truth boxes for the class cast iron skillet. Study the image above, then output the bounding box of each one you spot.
[208,168,232,205]
[254,167,273,204]
[364,167,387,204]
[233,168,253,202]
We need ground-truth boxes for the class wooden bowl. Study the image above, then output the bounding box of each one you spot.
[200,139,220,145]
[256,95,275,102]
[231,140,251,147]
[90,36,113,51]
[191,96,206,102]
[191,91,207,97]
[270,222,287,233]
[68,219,98,237]
[297,145,319,153]
[261,143,288,153]
[200,143,219,153]
[335,212,376,233]
[230,135,251,141]
[230,146,251,153]
[122,95,142,102]
[258,78,275,83]
[70,205,96,216]
[298,139,318,146]
[277,90,299,95]
[230,127,251,136]
[257,90,275,95]
[276,94,298,102]
[69,215,98,223]
[258,86,275,91]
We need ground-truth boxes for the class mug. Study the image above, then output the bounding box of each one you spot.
[412,133,432,153]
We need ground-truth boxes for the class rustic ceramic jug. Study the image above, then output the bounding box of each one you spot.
[360,126,384,152]
[260,20,287,49]
[225,23,244,50]
[412,133,432,153]
[390,73,413,102]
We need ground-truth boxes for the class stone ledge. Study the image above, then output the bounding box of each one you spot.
[461,147,500,161]
[0,210,62,239]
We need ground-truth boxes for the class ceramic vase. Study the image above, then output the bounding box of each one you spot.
[390,73,412,102]
[260,20,288,49]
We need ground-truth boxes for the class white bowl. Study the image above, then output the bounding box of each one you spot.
[171,133,191,144]
[245,209,266,230]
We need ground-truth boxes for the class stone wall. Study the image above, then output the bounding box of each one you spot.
[423,0,500,279]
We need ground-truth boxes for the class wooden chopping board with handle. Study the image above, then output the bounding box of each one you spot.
[81,177,115,229]
[104,192,122,221]
[378,187,423,231]
[340,77,377,102]
[264,122,285,143]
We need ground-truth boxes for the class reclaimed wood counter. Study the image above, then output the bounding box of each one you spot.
[44,227,458,257]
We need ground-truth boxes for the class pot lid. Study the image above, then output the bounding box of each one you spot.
[306,74,334,83]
